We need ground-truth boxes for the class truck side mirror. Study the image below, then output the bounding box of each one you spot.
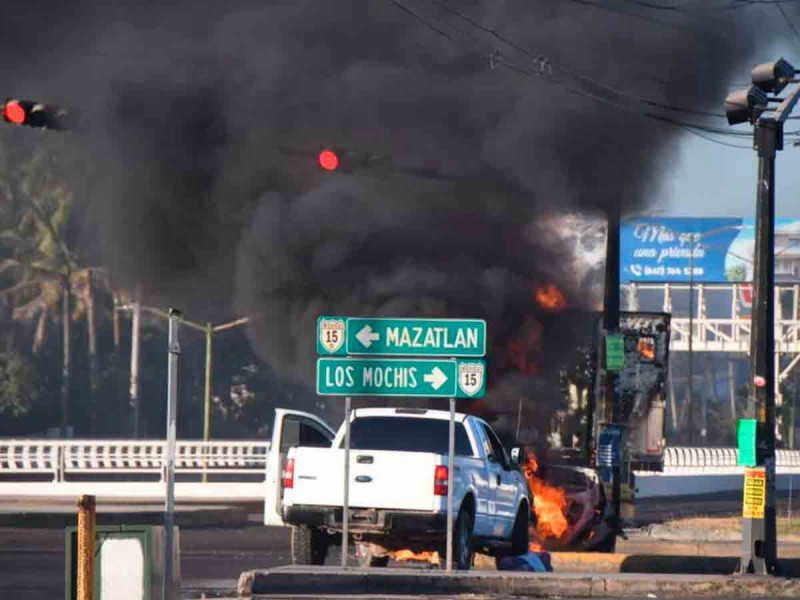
[510,446,524,467]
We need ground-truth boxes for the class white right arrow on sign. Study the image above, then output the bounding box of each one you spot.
[423,366,448,390]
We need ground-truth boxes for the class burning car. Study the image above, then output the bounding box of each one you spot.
[521,449,612,552]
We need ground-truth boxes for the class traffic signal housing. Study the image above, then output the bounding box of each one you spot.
[317,147,389,173]
[2,98,72,131]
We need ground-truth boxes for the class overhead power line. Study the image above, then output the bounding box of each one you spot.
[775,1,800,41]
[622,0,800,10]
[426,0,729,120]
[387,0,800,149]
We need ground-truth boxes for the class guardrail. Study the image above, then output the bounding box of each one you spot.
[0,439,269,482]
[3,441,800,502]
[662,446,800,474]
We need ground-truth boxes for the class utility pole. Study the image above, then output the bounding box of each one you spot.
[725,57,800,576]
[740,117,778,574]
[602,205,622,545]
[688,243,695,445]
[203,323,213,484]
[163,309,181,600]
[130,286,142,437]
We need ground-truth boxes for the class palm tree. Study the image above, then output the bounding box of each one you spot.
[0,145,80,431]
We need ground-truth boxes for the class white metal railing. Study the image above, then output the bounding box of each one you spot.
[623,282,800,353]
[663,446,800,473]
[0,439,269,482]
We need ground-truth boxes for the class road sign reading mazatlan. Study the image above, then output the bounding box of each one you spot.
[316,317,486,357]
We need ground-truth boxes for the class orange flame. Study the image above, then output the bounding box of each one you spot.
[637,337,655,361]
[522,453,569,541]
[507,320,542,375]
[535,285,567,312]
[529,542,545,553]
[392,550,439,564]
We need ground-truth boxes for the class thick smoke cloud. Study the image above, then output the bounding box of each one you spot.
[0,0,769,432]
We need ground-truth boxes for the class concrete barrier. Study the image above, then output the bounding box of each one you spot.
[237,566,800,598]
[476,552,800,576]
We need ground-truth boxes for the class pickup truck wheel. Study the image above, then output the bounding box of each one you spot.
[355,543,389,568]
[291,526,327,565]
[511,504,530,556]
[453,508,474,570]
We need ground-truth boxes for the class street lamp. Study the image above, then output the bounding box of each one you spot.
[725,56,800,576]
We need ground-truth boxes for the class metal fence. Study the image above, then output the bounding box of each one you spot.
[0,439,269,482]
[663,446,800,474]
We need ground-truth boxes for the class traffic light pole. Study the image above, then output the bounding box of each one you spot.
[740,119,779,575]
[737,78,800,575]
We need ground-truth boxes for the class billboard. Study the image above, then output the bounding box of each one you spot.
[620,217,800,283]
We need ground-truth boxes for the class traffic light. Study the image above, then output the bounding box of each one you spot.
[2,98,72,131]
[318,149,340,171]
[317,147,389,173]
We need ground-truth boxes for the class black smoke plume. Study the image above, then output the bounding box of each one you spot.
[0,0,771,434]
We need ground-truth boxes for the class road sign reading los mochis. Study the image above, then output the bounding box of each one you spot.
[317,357,486,398]
[316,317,486,357]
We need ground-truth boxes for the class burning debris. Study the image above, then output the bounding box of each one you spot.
[522,452,569,548]
[534,285,568,312]
[392,549,439,565]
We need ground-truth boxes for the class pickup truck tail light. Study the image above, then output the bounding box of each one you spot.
[433,465,448,496]
[282,458,295,489]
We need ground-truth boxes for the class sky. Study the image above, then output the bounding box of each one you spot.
[660,35,800,219]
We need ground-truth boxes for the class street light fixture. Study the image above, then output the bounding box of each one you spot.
[725,56,800,576]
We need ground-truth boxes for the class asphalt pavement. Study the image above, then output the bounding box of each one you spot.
[0,524,291,600]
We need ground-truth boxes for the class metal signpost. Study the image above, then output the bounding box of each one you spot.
[316,316,487,572]
[163,309,181,600]
[342,395,351,568]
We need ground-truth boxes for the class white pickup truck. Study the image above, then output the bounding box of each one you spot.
[274,407,531,570]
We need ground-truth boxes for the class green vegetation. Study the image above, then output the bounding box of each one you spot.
[725,264,747,282]
[0,132,319,438]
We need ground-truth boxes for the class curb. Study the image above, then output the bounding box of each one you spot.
[475,552,800,577]
[237,567,800,598]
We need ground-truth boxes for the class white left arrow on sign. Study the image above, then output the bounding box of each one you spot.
[355,325,380,348]
[423,366,448,391]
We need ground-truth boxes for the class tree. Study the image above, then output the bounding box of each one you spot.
[0,144,86,431]
[725,264,747,282]
[0,350,40,419]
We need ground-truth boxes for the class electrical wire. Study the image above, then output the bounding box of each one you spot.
[622,0,800,10]
[775,1,800,41]
[425,0,730,119]
[387,0,800,149]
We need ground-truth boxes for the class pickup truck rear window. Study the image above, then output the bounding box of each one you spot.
[342,417,474,456]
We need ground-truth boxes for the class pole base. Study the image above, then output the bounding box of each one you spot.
[736,556,780,576]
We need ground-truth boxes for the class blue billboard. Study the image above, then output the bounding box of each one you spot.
[621,217,800,283]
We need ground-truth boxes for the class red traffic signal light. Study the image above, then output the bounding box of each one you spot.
[2,98,72,131]
[318,149,339,171]
[3,100,27,124]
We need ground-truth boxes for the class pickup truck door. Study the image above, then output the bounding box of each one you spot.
[478,422,516,538]
[264,409,336,526]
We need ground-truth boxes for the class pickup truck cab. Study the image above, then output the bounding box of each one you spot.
[278,407,531,569]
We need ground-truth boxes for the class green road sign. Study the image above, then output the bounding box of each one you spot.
[606,334,624,371]
[316,316,486,357]
[316,357,486,398]
[737,418,757,467]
